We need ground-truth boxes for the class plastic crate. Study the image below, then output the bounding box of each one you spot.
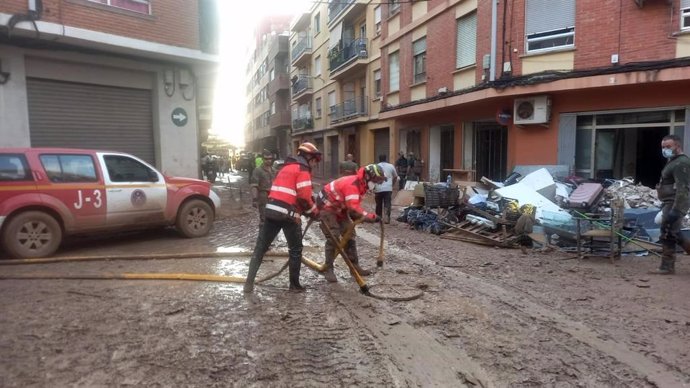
[423,184,459,207]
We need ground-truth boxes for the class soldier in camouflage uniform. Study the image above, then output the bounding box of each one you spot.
[652,134,690,275]
[251,150,275,228]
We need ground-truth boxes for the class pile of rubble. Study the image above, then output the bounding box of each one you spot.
[396,167,687,253]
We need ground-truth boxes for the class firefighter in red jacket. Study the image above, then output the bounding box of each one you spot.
[316,164,386,282]
[243,142,321,293]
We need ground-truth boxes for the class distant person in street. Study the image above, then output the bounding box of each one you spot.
[247,152,256,182]
[244,142,321,293]
[339,153,358,176]
[406,152,419,182]
[651,134,690,275]
[395,151,408,190]
[250,149,275,228]
[374,154,398,224]
[316,164,386,283]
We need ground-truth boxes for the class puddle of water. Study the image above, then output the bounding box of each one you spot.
[215,246,248,253]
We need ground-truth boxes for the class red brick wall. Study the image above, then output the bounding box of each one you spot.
[1,0,200,49]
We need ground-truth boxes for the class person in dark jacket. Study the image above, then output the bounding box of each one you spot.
[395,151,408,190]
[243,142,321,293]
[651,134,690,275]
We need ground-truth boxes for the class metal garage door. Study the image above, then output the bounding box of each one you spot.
[373,129,390,163]
[27,78,155,164]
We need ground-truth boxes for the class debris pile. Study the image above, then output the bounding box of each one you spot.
[395,167,679,255]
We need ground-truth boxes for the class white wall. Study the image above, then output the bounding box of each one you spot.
[0,47,31,147]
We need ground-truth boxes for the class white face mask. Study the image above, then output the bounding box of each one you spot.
[662,148,674,159]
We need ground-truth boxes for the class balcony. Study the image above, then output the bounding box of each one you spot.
[328,0,367,26]
[268,35,289,60]
[291,75,313,101]
[292,116,314,133]
[291,37,313,67]
[270,110,291,129]
[328,38,368,79]
[291,12,311,32]
[268,72,289,96]
[330,95,368,125]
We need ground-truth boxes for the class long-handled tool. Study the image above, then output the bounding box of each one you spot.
[321,219,370,295]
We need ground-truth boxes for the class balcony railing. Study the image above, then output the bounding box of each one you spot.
[328,0,355,23]
[328,38,368,72]
[291,37,312,63]
[291,75,313,97]
[292,116,314,131]
[330,95,368,123]
[269,111,291,128]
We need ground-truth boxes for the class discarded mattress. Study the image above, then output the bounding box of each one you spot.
[566,183,603,209]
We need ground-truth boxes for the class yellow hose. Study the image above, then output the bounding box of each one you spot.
[0,251,289,266]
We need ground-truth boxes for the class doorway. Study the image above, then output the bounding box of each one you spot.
[473,122,507,181]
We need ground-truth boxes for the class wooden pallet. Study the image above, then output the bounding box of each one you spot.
[440,219,518,248]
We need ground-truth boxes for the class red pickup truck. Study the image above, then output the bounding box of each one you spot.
[0,148,221,259]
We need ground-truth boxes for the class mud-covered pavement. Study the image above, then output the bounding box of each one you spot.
[1,172,689,387]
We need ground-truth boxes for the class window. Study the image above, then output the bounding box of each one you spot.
[456,11,477,69]
[374,69,382,98]
[314,13,321,34]
[525,0,575,52]
[328,91,336,115]
[88,0,151,14]
[314,56,322,77]
[389,51,400,92]
[0,154,31,182]
[413,38,426,84]
[103,155,157,182]
[374,6,382,34]
[41,154,98,183]
[389,0,400,16]
[269,68,275,81]
[270,101,276,115]
[682,1,690,30]
[315,97,323,118]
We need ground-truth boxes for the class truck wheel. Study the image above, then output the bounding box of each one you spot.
[2,211,62,259]
[176,199,214,238]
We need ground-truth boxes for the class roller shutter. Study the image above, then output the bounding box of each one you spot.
[27,78,155,164]
[373,129,390,163]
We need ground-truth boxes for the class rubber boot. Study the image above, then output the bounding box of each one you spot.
[322,248,338,283]
[650,246,676,275]
[243,255,262,293]
[679,236,690,255]
[345,239,371,276]
[288,257,306,291]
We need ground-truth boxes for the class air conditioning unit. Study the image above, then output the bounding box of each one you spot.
[513,95,551,125]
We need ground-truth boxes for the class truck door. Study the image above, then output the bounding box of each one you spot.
[100,153,167,227]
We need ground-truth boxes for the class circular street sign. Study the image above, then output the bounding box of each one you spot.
[171,107,188,127]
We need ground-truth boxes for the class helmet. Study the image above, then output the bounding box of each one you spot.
[363,164,385,182]
[297,142,322,162]
[262,149,273,159]
[505,199,520,217]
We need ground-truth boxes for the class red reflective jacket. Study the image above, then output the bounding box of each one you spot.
[265,156,317,222]
[319,167,375,220]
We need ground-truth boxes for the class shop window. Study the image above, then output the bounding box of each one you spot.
[88,0,151,14]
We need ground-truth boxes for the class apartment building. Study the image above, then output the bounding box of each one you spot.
[0,0,218,178]
[289,0,395,180]
[244,15,293,158]
[372,0,690,185]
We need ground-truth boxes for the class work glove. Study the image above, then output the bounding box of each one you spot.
[665,208,683,224]
[364,214,381,223]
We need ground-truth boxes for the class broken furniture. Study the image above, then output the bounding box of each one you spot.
[443,168,476,183]
[574,196,625,262]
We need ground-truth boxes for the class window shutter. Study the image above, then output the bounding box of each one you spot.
[682,0,690,8]
[456,12,477,68]
[375,6,381,24]
[525,0,575,35]
[374,69,381,81]
[413,38,426,55]
[389,52,400,91]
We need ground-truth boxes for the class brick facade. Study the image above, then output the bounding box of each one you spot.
[1,0,200,49]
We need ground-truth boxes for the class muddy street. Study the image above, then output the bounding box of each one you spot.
[1,177,689,387]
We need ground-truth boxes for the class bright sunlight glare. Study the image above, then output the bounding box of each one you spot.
[212,0,314,148]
